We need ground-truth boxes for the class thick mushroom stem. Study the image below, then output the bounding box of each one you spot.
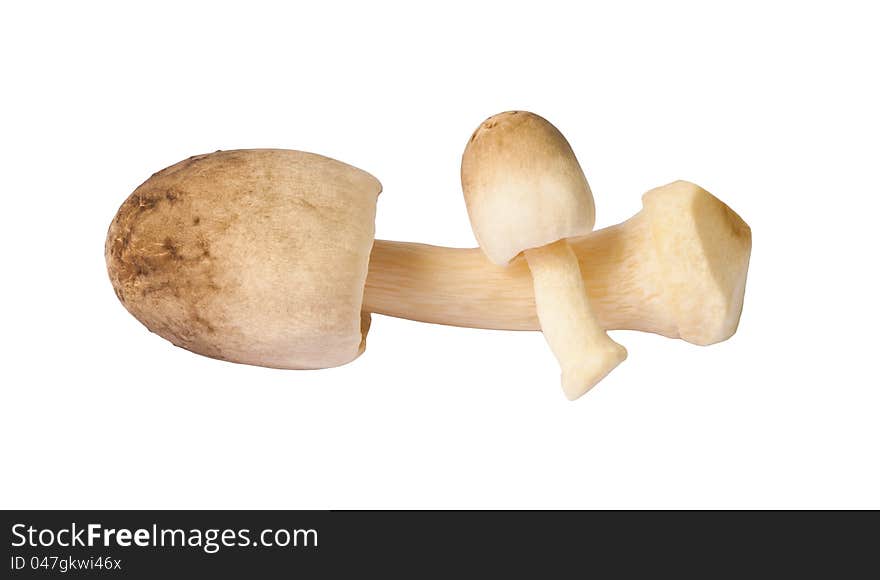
[364,182,752,347]
[364,215,666,333]
[523,240,628,399]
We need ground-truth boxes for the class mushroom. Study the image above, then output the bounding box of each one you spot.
[106,150,751,391]
[461,111,627,399]
[105,149,381,369]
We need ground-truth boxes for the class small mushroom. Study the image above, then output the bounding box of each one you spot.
[461,111,627,399]
[105,149,381,369]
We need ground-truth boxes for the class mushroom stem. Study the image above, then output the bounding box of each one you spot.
[365,212,677,336]
[523,240,628,399]
[365,180,753,349]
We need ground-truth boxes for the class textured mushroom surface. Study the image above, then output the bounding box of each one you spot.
[640,180,752,345]
[105,149,381,369]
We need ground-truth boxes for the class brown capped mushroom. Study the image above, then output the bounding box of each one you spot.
[105,149,380,369]
[106,150,751,397]
[461,111,627,399]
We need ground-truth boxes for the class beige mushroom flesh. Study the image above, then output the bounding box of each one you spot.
[461,112,627,399]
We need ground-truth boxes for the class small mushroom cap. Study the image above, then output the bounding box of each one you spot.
[105,149,381,369]
[461,111,595,265]
[642,181,752,345]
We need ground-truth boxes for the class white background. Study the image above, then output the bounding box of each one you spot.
[2,1,878,509]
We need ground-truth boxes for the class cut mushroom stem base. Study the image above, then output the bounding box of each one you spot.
[524,240,628,400]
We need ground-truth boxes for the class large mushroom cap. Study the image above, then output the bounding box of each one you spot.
[461,111,595,265]
[105,149,381,369]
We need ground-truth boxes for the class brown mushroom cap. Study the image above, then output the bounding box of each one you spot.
[461,111,595,265]
[105,149,381,369]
